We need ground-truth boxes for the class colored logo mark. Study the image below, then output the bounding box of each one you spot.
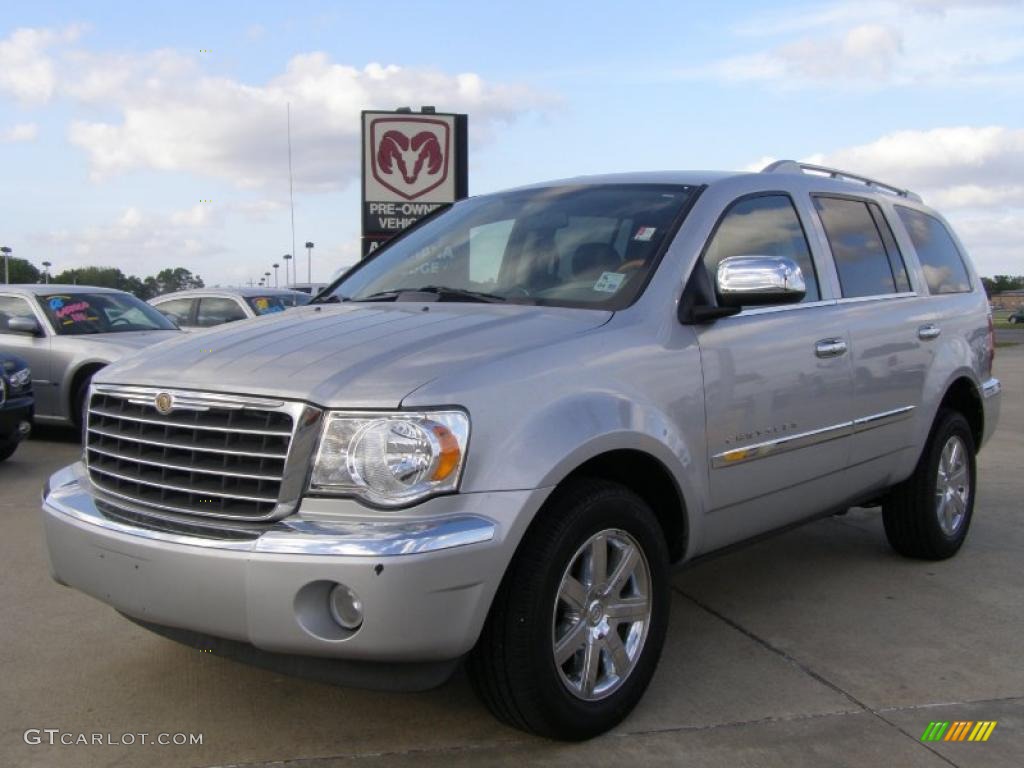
[921,721,997,742]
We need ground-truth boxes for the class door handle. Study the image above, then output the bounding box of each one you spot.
[918,324,941,341]
[815,338,848,358]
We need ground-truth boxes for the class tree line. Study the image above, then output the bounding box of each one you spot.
[981,275,1024,295]
[3,253,1021,299]
[2,257,204,299]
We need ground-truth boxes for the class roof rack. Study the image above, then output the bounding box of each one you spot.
[762,160,922,203]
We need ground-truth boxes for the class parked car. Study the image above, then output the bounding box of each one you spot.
[1008,308,1024,324]
[0,352,33,462]
[41,162,1000,740]
[149,287,310,331]
[0,285,180,426]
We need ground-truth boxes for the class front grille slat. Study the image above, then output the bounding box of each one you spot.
[85,388,296,521]
[89,406,292,436]
[87,444,282,481]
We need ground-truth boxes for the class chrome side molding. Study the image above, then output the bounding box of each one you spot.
[713,405,916,469]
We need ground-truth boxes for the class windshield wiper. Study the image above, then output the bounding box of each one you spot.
[352,286,509,303]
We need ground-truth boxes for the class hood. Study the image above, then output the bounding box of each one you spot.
[97,303,612,407]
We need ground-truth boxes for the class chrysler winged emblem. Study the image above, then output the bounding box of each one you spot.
[154,392,174,415]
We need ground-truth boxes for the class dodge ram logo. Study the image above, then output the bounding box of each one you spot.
[369,117,450,200]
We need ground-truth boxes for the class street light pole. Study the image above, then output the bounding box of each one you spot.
[283,254,292,287]
[42,261,52,283]
[272,263,280,288]
[305,241,314,283]
[0,247,10,284]
[264,272,271,289]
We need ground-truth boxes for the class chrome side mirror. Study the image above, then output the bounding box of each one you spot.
[716,255,806,308]
[7,316,43,336]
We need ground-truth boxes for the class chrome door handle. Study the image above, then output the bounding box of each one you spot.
[815,338,848,358]
[918,324,941,340]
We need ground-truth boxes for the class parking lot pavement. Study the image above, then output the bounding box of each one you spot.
[2,348,1020,768]
[995,326,1024,345]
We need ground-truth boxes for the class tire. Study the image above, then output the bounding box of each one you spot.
[883,409,976,560]
[71,370,98,430]
[0,441,17,462]
[469,478,671,740]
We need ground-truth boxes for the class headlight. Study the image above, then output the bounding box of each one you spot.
[309,410,469,506]
[9,367,31,391]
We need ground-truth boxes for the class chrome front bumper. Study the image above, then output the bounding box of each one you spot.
[42,463,545,664]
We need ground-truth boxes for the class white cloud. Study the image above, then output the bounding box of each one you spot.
[0,123,39,142]
[775,24,904,80]
[64,51,548,190]
[805,126,1024,196]
[689,0,1024,88]
[0,26,82,103]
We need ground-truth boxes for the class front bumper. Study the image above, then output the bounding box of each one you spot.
[42,463,546,667]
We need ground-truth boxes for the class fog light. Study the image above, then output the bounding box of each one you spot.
[328,583,363,630]
[17,421,31,437]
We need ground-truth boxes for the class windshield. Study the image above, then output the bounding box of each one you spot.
[326,184,695,309]
[39,292,177,335]
[246,295,293,315]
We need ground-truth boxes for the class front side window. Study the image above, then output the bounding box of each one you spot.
[814,196,909,298]
[326,185,696,310]
[0,296,38,334]
[197,297,248,327]
[703,194,820,303]
[895,206,972,294]
[37,292,176,335]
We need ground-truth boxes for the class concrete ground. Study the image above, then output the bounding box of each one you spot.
[2,348,1021,768]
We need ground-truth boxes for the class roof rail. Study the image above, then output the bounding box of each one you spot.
[762,160,922,203]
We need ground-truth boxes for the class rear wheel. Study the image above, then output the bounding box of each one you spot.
[883,410,976,560]
[469,478,670,740]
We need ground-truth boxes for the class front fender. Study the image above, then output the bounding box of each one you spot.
[469,391,707,559]
[57,358,109,422]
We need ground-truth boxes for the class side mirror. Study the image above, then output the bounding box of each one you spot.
[716,255,806,308]
[8,316,43,336]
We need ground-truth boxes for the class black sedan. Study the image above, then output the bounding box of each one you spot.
[0,353,33,462]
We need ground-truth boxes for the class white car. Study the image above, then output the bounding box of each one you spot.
[149,288,310,331]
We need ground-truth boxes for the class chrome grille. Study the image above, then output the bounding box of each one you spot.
[85,385,301,521]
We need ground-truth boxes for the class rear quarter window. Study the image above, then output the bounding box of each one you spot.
[895,207,972,294]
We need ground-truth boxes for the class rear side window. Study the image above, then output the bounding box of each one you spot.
[154,298,196,327]
[895,206,972,294]
[704,194,820,303]
[197,297,247,327]
[814,196,910,298]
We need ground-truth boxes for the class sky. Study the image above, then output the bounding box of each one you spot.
[1,0,1022,286]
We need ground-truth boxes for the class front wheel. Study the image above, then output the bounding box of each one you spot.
[469,479,670,740]
[883,410,976,560]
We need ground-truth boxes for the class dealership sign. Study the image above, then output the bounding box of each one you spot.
[361,110,468,257]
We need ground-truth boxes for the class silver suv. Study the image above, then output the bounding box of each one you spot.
[40,162,1001,740]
